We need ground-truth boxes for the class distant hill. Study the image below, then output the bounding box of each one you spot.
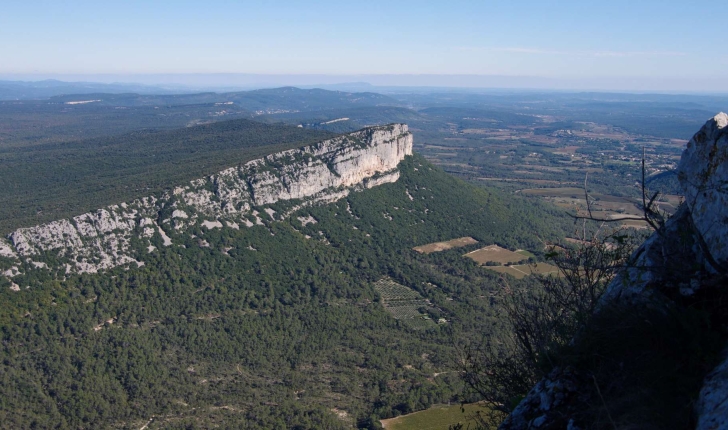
[0,79,180,100]
[0,87,406,155]
[45,86,401,110]
[259,106,425,132]
[0,100,254,148]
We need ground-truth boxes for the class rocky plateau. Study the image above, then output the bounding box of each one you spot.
[0,124,412,281]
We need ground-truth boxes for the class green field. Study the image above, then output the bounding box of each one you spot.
[380,403,489,430]
[374,278,437,329]
[464,244,525,265]
[515,249,535,258]
[413,236,478,254]
[485,262,560,279]
[520,187,584,197]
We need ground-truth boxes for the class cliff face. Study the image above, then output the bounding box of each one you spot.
[0,124,412,279]
[501,113,728,429]
[601,112,728,303]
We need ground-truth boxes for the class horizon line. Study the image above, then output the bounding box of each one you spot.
[2,74,728,96]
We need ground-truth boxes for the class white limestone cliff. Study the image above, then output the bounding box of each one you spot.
[1,124,412,279]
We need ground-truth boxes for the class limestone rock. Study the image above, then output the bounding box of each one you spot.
[678,112,728,271]
[602,113,728,302]
[499,367,584,430]
[2,124,412,278]
[0,239,18,259]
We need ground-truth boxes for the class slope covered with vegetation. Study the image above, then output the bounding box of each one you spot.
[0,154,571,429]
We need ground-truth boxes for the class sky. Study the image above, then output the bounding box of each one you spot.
[1,0,725,91]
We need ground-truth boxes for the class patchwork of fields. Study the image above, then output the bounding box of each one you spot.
[414,239,561,280]
[520,187,683,230]
[464,244,559,279]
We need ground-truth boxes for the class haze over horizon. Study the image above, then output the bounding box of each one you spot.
[1,0,726,92]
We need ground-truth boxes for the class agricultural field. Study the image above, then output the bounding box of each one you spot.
[396,100,692,236]
[464,245,526,265]
[564,237,589,246]
[380,403,489,430]
[463,245,559,279]
[520,187,586,198]
[413,237,478,254]
[373,278,437,329]
[620,219,651,229]
[486,262,560,280]
[528,263,559,275]
[519,187,677,229]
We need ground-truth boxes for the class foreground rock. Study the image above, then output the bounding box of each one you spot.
[0,124,412,279]
[501,113,728,429]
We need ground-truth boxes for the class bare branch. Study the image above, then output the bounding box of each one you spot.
[584,171,593,219]
[569,145,666,232]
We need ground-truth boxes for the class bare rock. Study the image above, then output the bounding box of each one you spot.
[678,112,728,271]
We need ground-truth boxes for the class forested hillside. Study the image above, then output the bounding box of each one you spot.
[0,154,571,429]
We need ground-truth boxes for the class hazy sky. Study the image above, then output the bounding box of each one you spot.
[1,0,725,90]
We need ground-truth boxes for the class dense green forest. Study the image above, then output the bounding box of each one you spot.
[0,101,252,147]
[0,154,572,429]
[0,119,334,233]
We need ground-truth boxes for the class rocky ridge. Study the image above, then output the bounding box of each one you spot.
[500,113,728,429]
[0,124,412,281]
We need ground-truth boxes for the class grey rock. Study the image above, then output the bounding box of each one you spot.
[678,112,728,272]
[697,351,728,430]
[2,124,412,278]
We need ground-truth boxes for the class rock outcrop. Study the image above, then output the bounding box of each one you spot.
[500,113,728,429]
[0,124,412,279]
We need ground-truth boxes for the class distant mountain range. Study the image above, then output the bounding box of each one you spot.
[45,86,400,110]
[0,79,188,100]
[0,80,402,113]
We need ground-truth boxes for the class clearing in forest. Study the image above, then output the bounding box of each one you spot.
[520,187,585,197]
[413,237,478,254]
[464,245,559,279]
[380,403,489,430]
[486,262,560,279]
[373,278,437,329]
[464,244,525,265]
